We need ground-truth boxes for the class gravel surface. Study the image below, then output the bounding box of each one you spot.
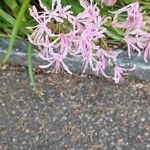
[0,65,150,150]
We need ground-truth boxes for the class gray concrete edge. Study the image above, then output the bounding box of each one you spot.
[0,38,150,81]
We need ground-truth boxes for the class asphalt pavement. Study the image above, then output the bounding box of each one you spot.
[0,65,150,150]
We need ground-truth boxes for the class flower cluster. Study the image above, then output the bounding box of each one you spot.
[113,2,150,62]
[28,0,149,83]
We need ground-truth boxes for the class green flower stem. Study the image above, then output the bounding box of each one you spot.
[27,43,45,101]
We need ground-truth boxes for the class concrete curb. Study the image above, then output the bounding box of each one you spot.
[0,38,150,81]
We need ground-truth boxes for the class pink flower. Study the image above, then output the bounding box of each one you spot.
[52,0,73,20]
[38,0,61,22]
[39,0,72,22]
[79,0,90,8]
[38,50,72,74]
[72,16,107,55]
[95,49,119,78]
[113,66,127,83]
[28,6,53,45]
[96,48,112,63]
[38,46,52,58]
[79,0,99,19]
[124,36,142,58]
[144,33,150,63]
[68,15,86,33]
[69,0,101,32]
[101,0,117,6]
[74,31,94,55]
[112,2,148,60]
[85,16,107,40]
[112,2,144,36]
[81,49,94,72]
[28,0,75,46]
[28,0,142,83]
[57,5,73,19]
[113,65,136,83]
[54,33,73,52]
[95,61,110,78]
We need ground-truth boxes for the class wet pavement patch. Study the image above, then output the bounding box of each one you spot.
[0,66,150,150]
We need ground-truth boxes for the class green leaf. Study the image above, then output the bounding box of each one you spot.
[42,0,52,10]
[106,27,124,41]
[3,0,20,14]
[142,4,150,12]
[61,0,83,15]
[123,0,137,4]
[100,7,113,17]
[2,0,30,64]
[0,8,15,25]
[41,0,83,15]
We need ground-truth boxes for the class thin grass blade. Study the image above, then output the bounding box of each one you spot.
[0,8,15,25]
[2,0,30,64]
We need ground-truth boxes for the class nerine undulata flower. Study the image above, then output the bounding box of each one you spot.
[124,36,142,58]
[113,2,144,35]
[113,65,136,83]
[144,33,150,63]
[112,2,150,62]
[39,50,72,74]
[28,6,53,45]
[28,0,149,83]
